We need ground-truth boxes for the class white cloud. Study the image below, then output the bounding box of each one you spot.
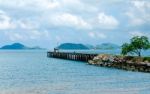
[129,31,150,40]
[55,36,61,42]
[43,1,60,9]
[0,10,16,30]
[0,9,39,30]
[29,30,41,39]
[28,30,51,40]
[132,1,144,8]
[11,33,23,41]
[131,0,150,12]
[97,13,119,29]
[4,32,23,41]
[18,21,33,30]
[0,10,5,14]
[126,0,150,26]
[0,0,98,13]
[126,12,145,25]
[129,31,145,37]
[50,13,91,29]
[5,30,51,41]
[88,32,95,38]
[129,31,150,38]
[60,0,98,13]
[97,33,107,39]
[0,0,60,11]
[88,31,106,39]
[16,20,39,30]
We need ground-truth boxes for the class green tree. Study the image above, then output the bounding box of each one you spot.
[121,36,150,57]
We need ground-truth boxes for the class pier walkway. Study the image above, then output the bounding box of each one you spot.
[47,51,98,62]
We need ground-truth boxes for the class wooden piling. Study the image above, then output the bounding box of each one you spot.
[47,52,98,62]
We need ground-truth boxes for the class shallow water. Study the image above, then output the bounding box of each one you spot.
[0,50,150,94]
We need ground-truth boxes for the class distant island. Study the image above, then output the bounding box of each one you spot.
[56,43,89,50]
[56,43,120,50]
[0,43,44,50]
[95,43,120,49]
[0,42,120,50]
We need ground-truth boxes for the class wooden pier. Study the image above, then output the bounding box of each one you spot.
[47,52,98,62]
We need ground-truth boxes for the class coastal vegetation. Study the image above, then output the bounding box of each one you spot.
[88,36,150,72]
[122,36,150,57]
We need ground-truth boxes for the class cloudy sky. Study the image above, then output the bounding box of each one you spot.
[0,0,150,49]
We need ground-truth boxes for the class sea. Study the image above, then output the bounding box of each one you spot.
[0,49,150,94]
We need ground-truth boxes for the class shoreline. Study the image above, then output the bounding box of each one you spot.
[88,54,150,73]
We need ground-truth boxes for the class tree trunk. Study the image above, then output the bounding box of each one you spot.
[138,52,141,57]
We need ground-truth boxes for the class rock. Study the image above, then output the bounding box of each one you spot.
[88,54,150,73]
[144,60,150,63]
[96,54,114,63]
[93,56,99,61]
[113,56,126,63]
[88,60,93,65]
[147,63,150,66]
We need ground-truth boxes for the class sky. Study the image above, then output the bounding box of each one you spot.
[0,0,150,49]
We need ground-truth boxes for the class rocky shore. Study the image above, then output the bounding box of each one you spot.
[88,54,150,73]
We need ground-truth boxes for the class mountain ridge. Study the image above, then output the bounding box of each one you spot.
[56,43,120,50]
[95,43,120,49]
[56,43,89,50]
[0,43,44,50]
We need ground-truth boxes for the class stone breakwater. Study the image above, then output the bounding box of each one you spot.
[88,54,150,73]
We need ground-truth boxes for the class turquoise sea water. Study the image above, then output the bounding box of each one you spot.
[0,50,150,94]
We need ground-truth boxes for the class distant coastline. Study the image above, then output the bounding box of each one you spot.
[0,43,45,50]
[56,43,120,50]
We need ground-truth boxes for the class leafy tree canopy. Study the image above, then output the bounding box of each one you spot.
[121,36,150,57]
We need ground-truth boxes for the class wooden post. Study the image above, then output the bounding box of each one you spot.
[47,52,98,62]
